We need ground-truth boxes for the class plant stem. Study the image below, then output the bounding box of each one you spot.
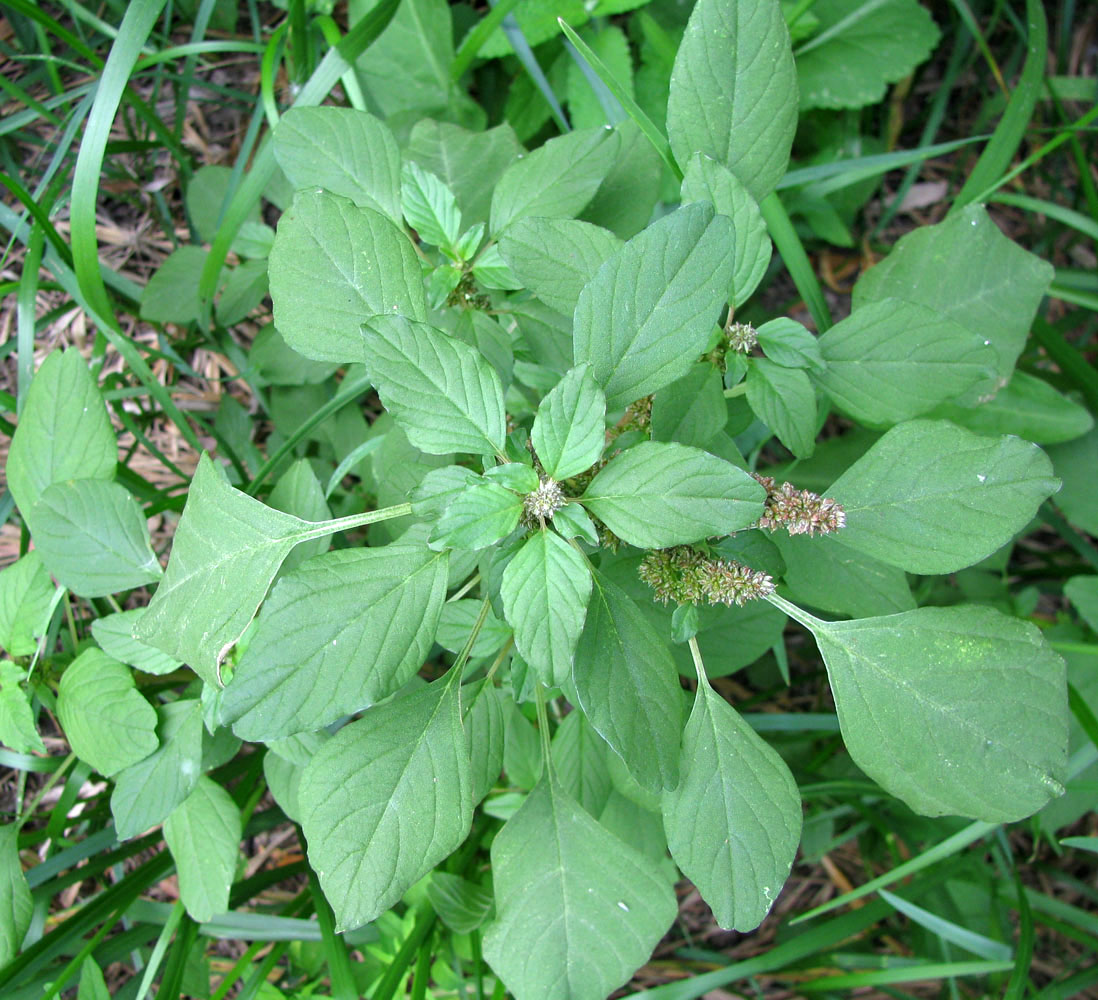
[764,591,824,631]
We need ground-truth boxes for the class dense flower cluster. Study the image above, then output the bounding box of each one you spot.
[522,477,566,525]
[639,546,776,607]
[752,474,846,536]
[725,322,758,353]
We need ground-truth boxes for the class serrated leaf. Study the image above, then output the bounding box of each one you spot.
[853,204,1053,384]
[57,649,158,776]
[401,160,462,251]
[429,482,523,551]
[796,0,940,110]
[582,442,765,547]
[502,530,593,689]
[299,677,473,931]
[0,552,54,657]
[221,544,448,741]
[799,603,1068,822]
[531,365,607,481]
[550,710,613,817]
[490,127,620,235]
[828,420,1059,574]
[30,480,161,598]
[755,317,825,371]
[111,700,204,840]
[681,153,772,305]
[651,363,727,449]
[499,218,622,315]
[573,202,736,409]
[7,349,116,519]
[745,358,817,458]
[0,661,44,754]
[164,777,241,923]
[0,824,31,966]
[362,314,507,456]
[268,189,426,363]
[136,454,336,687]
[273,106,401,223]
[662,658,801,931]
[573,571,682,791]
[816,299,998,425]
[482,775,677,1000]
[667,0,798,201]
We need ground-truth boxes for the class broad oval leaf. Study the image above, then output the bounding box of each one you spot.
[361,315,507,456]
[804,604,1068,822]
[828,420,1059,574]
[745,358,817,458]
[666,0,798,201]
[482,775,677,1000]
[221,544,449,742]
[582,442,765,548]
[531,364,607,481]
[91,610,182,676]
[501,530,593,689]
[573,202,736,410]
[0,551,54,657]
[429,482,522,551]
[269,189,426,363]
[57,648,158,777]
[651,363,728,449]
[299,678,473,931]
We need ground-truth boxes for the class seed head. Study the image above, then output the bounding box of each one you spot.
[752,474,846,536]
[639,547,775,607]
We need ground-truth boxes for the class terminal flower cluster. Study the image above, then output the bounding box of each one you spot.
[639,546,775,607]
[522,477,566,525]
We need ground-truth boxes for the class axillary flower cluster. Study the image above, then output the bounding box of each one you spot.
[639,475,846,608]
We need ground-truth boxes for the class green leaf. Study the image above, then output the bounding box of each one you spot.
[91,610,182,676]
[30,480,161,598]
[681,153,772,306]
[795,0,940,110]
[7,349,116,518]
[827,420,1059,574]
[430,481,523,552]
[428,872,494,934]
[57,648,158,776]
[464,680,505,806]
[499,218,622,315]
[573,571,683,791]
[482,774,677,1000]
[816,299,998,425]
[111,700,205,840]
[0,661,44,754]
[136,454,337,687]
[215,258,268,326]
[267,459,332,576]
[1065,576,1098,634]
[186,164,262,246]
[666,0,798,201]
[581,119,664,240]
[401,160,462,251]
[250,324,339,386]
[550,709,613,817]
[471,243,523,289]
[361,314,507,456]
[794,602,1068,822]
[745,358,817,458]
[755,317,825,372]
[438,600,511,658]
[164,777,242,923]
[582,442,765,548]
[140,245,211,324]
[573,202,736,409]
[501,530,593,689]
[1048,427,1098,537]
[221,544,448,741]
[0,552,54,657]
[484,463,539,493]
[489,126,620,235]
[272,106,402,224]
[651,363,727,449]
[531,365,607,481]
[0,824,32,966]
[553,502,600,545]
[853,204,1054,385]
[77,958,110,1000]
[268,188,426,363]
[299,677,473,931]
[662,650,801,931]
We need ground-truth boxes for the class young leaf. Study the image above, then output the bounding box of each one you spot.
[164,777,242,923]
[299,677,473,931]
[30,480,161,598]
[272,106,402,224]
[401,160,462,251]
[651,363,727,449]
[792,602,1069,822]
[745,358,817,458]
[0,661,45,755]
[6,349,116,518]
[816,299,998,424]
[681,152,772,306]
[429,482,523,551]
[573,202,736,409]
[57,649,158,777]
[666,0,798,201]
[482,774,677,1000]
[221,544,449,741]
[489,126,620,234]
[0,824,32,967]
[827,420,1059,573]
[501,529,593,688]
[573,571,683,791]
[582,442,765,547]
[268,189,427,363]
[0,552,54,657]
[755,317,825,372]
[361,314,507,456]
[531,364,607,480]
[662,645,801,931]
[91,610,182,676]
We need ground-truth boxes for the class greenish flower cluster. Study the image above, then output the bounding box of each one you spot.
[639,546,776,607]
[522,477,566,525]
[752,474,846,536]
